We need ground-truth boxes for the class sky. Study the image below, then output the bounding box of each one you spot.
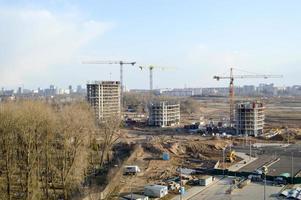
[0,0,300,90]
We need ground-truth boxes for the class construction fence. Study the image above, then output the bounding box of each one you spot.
[198,168,301,184]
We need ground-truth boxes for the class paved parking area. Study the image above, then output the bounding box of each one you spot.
[188,177,283,200]
[230,182,283,200]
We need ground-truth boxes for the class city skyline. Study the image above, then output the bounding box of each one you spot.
[0,0,301,89]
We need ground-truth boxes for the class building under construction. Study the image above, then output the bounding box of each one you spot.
[148,101,180,127]
[235,101,265,136]
[87,81,121,120]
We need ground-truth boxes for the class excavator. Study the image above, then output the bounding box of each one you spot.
[226,150,237,163]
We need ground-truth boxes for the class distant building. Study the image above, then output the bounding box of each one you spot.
[162,89,194,97]
[17,87,23,95]
[240,85,256,96]
[148,101,180,127]
[202,87,228,96]
[161,88,202,97]
[290,85,301,96]
[45,85,58,96]
[68,85,73,94]
[257,83,277,96]
[129,89,150,93]
[76,85,86,94]
[86,81,121,120]
[235,101,265,136]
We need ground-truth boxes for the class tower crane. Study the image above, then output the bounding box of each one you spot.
[138,65,174,98]
[213,67,282,126]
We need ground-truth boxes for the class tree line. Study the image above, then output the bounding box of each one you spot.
[0,101,121,200]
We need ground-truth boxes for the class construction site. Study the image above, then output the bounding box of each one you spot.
[1,2,301,200]
[80,62,301,200]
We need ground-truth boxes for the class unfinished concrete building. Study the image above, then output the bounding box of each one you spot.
[235,101,265,136]
[148,101,180,127]
[87,81,120,120]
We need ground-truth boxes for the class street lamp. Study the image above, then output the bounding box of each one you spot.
[262,166,268,200]
[249,141,252,160]
[179,167,183,200]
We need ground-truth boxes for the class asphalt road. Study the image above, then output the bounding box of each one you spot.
[238,155,275,172]
[234,144,301,176]
[189,178,232,200]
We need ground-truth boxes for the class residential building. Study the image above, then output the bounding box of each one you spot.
[235,101,265,136]
[148,101,180,127]
[86,81,121,120]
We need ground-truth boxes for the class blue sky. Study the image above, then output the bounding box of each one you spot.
[0,0,300,89]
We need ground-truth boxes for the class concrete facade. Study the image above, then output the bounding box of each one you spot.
[235,101,265,136]
[148,101,180,127]
[87,81,120,120]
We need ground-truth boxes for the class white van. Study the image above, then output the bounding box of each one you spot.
[123,165,141,175]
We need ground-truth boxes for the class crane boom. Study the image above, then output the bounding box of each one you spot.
[82,61,136,65]
[214,75,283,80]
[213,68,282,126]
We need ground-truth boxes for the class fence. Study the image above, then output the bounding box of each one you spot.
[198,168,301,184]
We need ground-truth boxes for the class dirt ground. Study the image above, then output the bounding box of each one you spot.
[112,136,241,199]
[192,96,301,128]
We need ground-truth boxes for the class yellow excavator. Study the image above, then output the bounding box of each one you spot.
[226,150,236,163]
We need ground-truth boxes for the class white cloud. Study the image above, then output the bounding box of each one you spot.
[0,7,113,87]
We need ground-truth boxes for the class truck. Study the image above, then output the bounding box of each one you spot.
[123,165,141,175]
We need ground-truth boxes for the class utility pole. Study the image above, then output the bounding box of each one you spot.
[262,166,268,200]
[263,174,267,200]
[130,176,133,200]
[180,167,183,200]
[222,148,225,176]
[249,140,252,160]
[291,152,294,184]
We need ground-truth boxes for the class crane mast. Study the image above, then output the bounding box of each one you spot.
[229,68,235,126]
[139,65,172,101]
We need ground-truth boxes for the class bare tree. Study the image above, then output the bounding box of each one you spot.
[0,103,17,200]
[0,101,97,200]
[97,115,122,167]
[53,103,95,200]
